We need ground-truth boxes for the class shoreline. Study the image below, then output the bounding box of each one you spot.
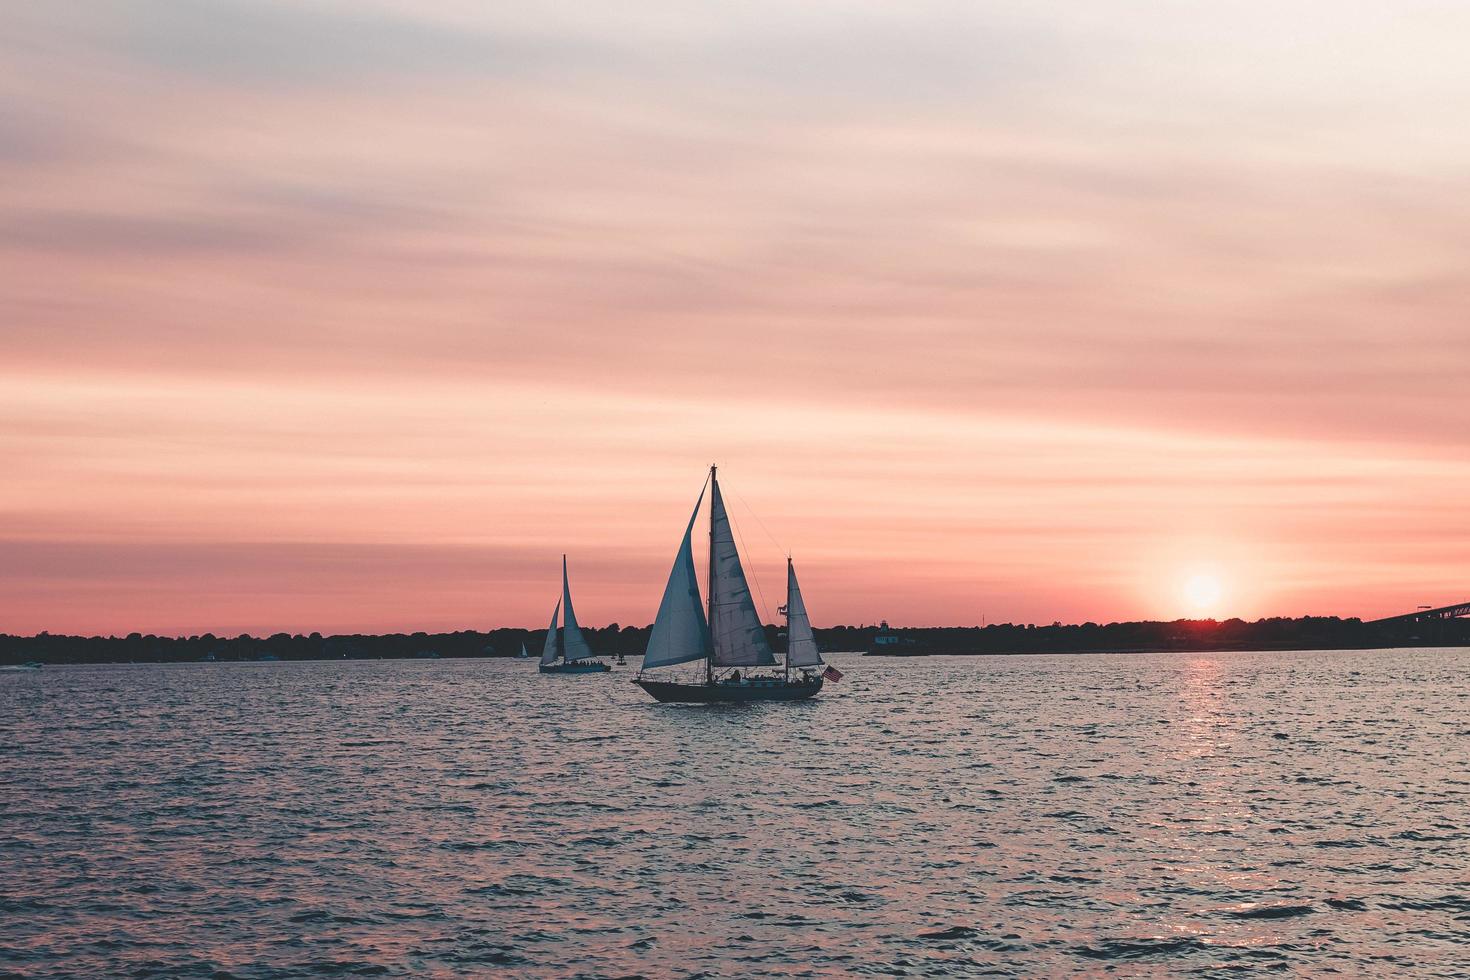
[5,642,1467,668]
[4,614,1466,666]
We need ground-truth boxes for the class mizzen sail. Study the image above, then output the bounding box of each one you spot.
[785,559,822,667]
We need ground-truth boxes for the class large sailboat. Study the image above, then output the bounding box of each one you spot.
[634,466,828,703]
[539,555,611,674]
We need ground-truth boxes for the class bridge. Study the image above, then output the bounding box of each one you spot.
[1367,601,1470,626]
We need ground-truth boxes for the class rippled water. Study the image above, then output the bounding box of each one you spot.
[4,649,1470,977]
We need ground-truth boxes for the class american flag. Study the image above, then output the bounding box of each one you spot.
[822,665,843,682]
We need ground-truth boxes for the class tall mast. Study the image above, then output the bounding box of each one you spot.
[784,556,792,684]
[706,464,716,685]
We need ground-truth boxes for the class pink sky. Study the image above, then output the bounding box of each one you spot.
[4,2,1469,635]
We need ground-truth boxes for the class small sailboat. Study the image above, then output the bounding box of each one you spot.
[635,466,831,703]
[539,555,611,674]
[517,642,530,659]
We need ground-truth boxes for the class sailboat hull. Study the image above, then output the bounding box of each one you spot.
[539,661,611,674]
[634,677,823,703]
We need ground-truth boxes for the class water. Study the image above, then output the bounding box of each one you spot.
[4,649,1470,977]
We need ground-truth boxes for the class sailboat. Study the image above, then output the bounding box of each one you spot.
[634,466,828,703]
[539,555,611,674]
[516,642,529,659]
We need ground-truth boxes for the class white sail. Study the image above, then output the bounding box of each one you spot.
[561,555,595,661]
[643,486,712,670]
[785,559,822,667]
[540,599,561,665]
[709,478,777,667]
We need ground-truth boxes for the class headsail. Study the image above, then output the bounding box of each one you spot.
[709,477,777,667]
[785,559,822,667]
[561,555,595,661]
[539,598,561,665]
[643,486,712,670]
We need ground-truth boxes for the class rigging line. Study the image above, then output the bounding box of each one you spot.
[735,490,787,559]
[729,507,772,625]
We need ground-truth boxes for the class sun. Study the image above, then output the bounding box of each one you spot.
[1181,569,1226,616]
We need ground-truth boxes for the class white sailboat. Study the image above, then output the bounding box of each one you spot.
[634,466,831,702]
[539,555,611,674]
[517,642,529,659]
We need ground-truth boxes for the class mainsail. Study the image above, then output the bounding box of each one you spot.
[643,486,712,669]
[560,555,595,661]
[785,559,822,667]
[709,478,777,667]
[539,599,561,665]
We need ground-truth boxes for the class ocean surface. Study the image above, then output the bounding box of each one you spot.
[4,649,1470,977]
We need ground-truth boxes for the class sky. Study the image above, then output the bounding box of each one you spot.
[3,1,1469,636]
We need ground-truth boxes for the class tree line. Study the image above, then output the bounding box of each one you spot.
[2,615,1465,665]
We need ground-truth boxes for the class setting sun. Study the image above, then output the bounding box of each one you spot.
[1182,570,1227,616]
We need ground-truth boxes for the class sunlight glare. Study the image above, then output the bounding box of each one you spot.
[1182,569,1226,616]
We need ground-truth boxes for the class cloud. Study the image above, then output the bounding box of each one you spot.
[3,1,1469,631]
[0,210,296,255]
[10,0,579,88]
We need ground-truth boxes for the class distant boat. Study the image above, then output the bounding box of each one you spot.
[539,555,611,674]
[634,466,831,703]
[517,642,530,659]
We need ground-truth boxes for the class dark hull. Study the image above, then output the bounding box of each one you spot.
[539,662,611,674]
[635,677,823,703]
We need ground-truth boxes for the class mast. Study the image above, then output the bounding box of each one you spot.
[784,556,792,684]
[706,464,716,685]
